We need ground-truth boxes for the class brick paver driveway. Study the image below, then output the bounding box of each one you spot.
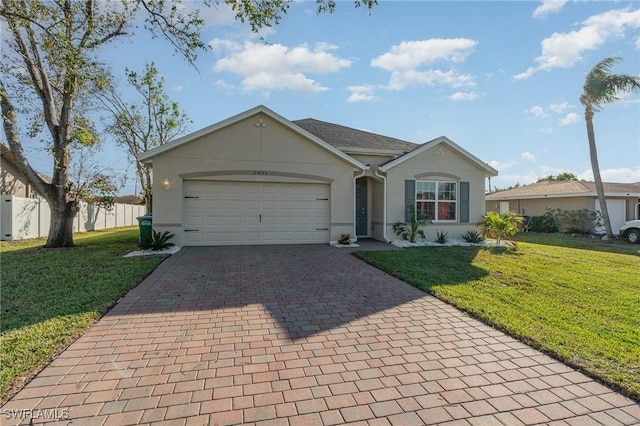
[3,242,639,425]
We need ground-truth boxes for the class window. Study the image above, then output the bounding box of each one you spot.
[416,181,457,221]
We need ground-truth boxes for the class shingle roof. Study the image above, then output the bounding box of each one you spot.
[292,118,418,153]
[486,180,640,200]
[1,142,15,165]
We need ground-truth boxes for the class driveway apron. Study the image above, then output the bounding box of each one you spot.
[3,243,639,425]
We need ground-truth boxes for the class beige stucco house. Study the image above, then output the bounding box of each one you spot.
[138,105,497,246]
[486,180,640,233]
[1,142,39,197]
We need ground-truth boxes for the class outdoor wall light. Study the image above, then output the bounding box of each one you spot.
[162,178,172,190]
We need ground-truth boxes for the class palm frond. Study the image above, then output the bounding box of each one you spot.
[581,56,640,111]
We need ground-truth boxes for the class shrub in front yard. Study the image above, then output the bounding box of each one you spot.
[483,211,523,245]
[434,229,449,244]
[392,204,432,243]
[461,229,483,243]
[556,209,602,234]
[338,233,352,245]
[529,209,559,233]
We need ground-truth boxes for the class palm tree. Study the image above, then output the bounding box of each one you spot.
[580,57,640,239]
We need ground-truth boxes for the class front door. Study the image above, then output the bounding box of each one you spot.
[356,179,368,236]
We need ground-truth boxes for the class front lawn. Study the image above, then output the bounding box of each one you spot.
[355,235,640,400]
[0,228,166,404]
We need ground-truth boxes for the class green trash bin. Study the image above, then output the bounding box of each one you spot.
[137,215,153,247]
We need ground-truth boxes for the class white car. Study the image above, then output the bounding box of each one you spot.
[619,220,640,244]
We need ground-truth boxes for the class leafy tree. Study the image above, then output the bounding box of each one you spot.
[491,183,521,193]
[0,0,377,247]
[580,57,640,239]
[99,62,191,214]
[229,0,377,32]
[537,172,578,182]
[0,0,209,247]
[483,211,523,245]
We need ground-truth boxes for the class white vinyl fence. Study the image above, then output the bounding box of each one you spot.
[0,195,146,241]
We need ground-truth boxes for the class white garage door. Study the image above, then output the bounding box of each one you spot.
[595,199,626,234]
[184,181,330,245]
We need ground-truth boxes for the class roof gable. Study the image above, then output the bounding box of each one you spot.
[138,105,366,169]
[379,136,498,176]
[486,180,640,200]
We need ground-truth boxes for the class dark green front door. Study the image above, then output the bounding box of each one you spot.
[356,179,367,236]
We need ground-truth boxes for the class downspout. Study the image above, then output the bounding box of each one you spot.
[353,169,367,241]
[374,170,391,243]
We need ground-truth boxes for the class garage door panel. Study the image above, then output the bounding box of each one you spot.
[186,215,204,225]
[184,181,329,245]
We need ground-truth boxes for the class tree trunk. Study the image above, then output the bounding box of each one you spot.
[45,191,79,248]
[584,107,614,238]
[138,163,153,215]
[145,171,153,215]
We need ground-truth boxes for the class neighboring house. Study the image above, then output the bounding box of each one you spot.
[486,180,640,233]
[138,105,497,246]
[0,142,39,197]
[114,195,143,205]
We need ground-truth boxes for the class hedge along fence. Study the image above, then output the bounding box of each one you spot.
[527,208,602,234]
[0,195,146,241]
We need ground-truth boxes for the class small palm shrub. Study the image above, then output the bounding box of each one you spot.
[142,230,175,251]
[483,211,523,245]
[392,204,432,243]
[461,229,483,243]
[434,229,449,244]
[338,233,352,245]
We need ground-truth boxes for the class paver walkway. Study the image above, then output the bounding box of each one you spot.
[3,242,639,425]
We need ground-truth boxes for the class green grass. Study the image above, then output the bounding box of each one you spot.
[354,234,640,400]
[1,227,166,404]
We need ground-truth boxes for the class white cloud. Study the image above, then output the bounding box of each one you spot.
[372,38,477,90]
[489,161,640,188]
[515,7,640,79]
[578,167,640,182]
[526,103,579,130]
[514,67,537,81]
[372,38,477,70]
[559,112,581,126]
[526,106,549,119]
[549,102,571,113]
[533,0,568,18]
[210,39,351,94]
[214,79,236,93]
[521,152,536,162]
[173,85,183,93]
[493,172,540,186]
[347,85,380,103]
[488,159,516,170]
[387,69,474,90]
[449,91,478,101]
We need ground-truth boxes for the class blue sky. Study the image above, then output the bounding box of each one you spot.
[21,1,640,195]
